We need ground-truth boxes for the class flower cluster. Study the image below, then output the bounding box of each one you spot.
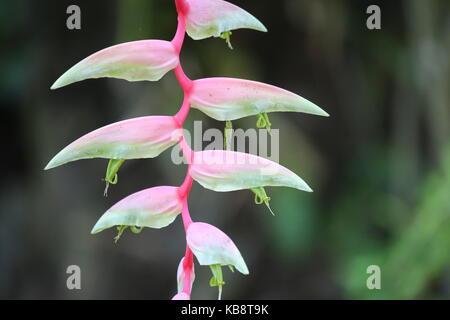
[46,0,328,299]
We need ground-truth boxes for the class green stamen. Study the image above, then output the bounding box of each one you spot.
[113,225,143,242]
[220,31,233,50]
[224,120,233,151]
[256,113,272,134]
[209,264,225,300]
[104,159,125,197]
[251,187,275,216]
[263,112,272,134]
[114,225,128,243]
[256,113,266,128]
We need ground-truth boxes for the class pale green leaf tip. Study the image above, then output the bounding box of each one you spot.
[236,259,250,275]
[308,102,329,117]
[51,62,84,89]
[44,159,58,170]
[44,153,67,170]
[90,222,103,235]
[50,74,70,90]
[320,109,330,117]
[291,174,314,192]
[250,15,268,33]
[50,82,59,90]
[241,264,250,275]
[259,23,268,33]
[90,214,120,234]
[249,22,267,34]
[241,12,267,34]
[295,181,313,193]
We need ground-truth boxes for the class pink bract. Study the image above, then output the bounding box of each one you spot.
[189,150,312,192]
[190,77,328,121]
[91,186,183,233]
[187,222,249,275]
[45,116,181,169]
[51,40,179,89]
[183,0,267,40]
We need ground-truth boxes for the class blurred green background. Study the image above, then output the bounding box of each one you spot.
[0,0,449,299]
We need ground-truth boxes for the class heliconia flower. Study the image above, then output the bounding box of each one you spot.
[51,40,179,89]
[177,257,195,293]
[172,292,190,300]
[91,186,183,234]
[186,222,248,275]
[46,0,327,300]
[45,116,181,170]
[189,150,312,192]
[189,77,329,121]
[183,0,267,40]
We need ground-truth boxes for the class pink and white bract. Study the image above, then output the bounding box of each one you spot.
[190,150,313,192]
[51,40,179,89]
[190,77,328,121]
[184,0,267,40]
[92,186,183,233]
[187,222,249,275]
[46,0,328,299]
[45,116,181,169]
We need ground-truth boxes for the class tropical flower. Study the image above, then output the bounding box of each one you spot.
[46,0,328,299]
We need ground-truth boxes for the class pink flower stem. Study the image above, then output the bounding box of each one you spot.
[172,0,195,297]
[174,94,191,128]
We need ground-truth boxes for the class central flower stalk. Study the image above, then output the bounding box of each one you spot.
[172,0,195,297]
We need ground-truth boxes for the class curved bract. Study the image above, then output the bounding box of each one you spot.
[184,0,267,40]
[187,222,249,275]
[177,257,195,293]
[45,116,180,170]
[189,150,312,192]
[190,77,329,121]
[51,40,179,89]
[172,292,190,300]
[91,186,183,233]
